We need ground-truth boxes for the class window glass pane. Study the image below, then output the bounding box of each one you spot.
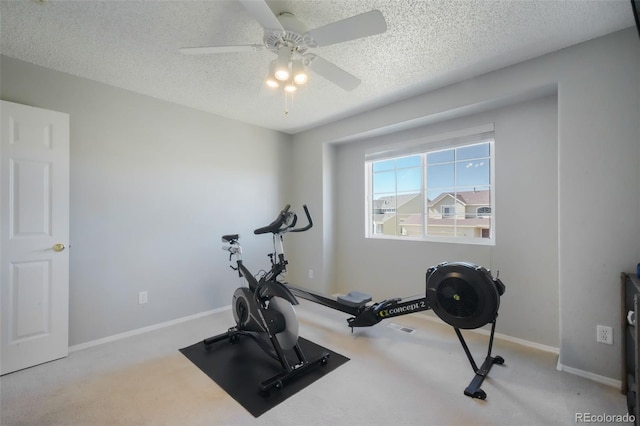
[395,155,421,169]
[367,135,493,244]
[385,214,398,236]
[372,159,395,172]
[456,158,490,187]
[397,193,422,237]
[397,167,421,192]
[374,213,396,236]
[457,143,490,161]
[427,189,451,202]
[426,163,454,189]
[373,171,395,194]
[426,189,456,236]
[454,186,491,238]
[372,194,395,214]
[427,149,454,164]
[398,214,422,237]
[397,193,422,212]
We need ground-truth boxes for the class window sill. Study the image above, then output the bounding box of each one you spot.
[366,234,495,246]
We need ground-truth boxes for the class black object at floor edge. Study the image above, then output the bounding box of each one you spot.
[179,336,349,417]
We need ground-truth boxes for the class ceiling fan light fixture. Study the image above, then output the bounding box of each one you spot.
[274,68,290,81]
[266,61,281,88]
[293,73,308,85]
[284,81,297,93]
[292,59,308,85]
[274,45,292,81]
[265,77,279,88]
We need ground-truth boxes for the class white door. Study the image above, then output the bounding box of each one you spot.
[1,100,70,375]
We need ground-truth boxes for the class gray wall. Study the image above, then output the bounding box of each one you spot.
[287,28,640,381]
[1,56,292,345]
[1,28,638,382]
[333,95,559,347]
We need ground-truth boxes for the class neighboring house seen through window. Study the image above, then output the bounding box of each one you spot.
[365,126,495,244]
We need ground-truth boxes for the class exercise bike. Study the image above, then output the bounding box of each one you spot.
[283,208,507,400]
[202,204,329,393]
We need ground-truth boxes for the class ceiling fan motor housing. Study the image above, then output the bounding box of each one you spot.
[426,262,505,330]
[264,12,313,54]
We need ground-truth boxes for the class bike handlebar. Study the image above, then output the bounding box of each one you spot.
[253,204,313,235]
[290,205,313,233]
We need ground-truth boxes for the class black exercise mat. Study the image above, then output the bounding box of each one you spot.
[180,335,349,417]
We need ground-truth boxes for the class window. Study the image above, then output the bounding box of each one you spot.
[365,126,494,244]
[441,206,455,218]
[477,207,491,218]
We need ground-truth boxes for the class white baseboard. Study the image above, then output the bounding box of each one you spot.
[415,312,560,354]
[469,323,561,355]
[415,313,622,389]
[68,306,621,390]
[556,362,622,390]
[68,306,230,353]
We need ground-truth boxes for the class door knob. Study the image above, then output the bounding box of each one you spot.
[52,243,65,252]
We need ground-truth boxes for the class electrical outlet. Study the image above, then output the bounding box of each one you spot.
[596,325,613,345]
[308,269,314,279]
[138,291,148,305]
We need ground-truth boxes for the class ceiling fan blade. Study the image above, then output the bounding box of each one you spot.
[306,10,387,47]
[238,0,284,33]
[179,45,265,55]
[309,55,361,91]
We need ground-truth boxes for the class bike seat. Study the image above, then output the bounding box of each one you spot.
[222,234,239,243]
[337,291,372,308]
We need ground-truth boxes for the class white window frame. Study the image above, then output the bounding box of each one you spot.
[364,124,495,246]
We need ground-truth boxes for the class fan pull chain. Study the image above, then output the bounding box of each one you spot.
[284,91,295,115]
[284,92,288,115]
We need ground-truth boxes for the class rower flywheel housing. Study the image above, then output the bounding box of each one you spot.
[426,262,502,330]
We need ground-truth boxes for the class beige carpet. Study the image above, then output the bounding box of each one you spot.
[0,300,629,425]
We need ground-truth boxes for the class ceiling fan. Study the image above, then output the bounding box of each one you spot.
[179,0,387,93]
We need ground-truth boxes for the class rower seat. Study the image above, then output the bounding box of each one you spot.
[337,291,372,308]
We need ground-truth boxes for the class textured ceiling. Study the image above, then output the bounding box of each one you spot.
[0,0,635,134]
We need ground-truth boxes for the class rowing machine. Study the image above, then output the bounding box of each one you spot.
[288,260,506,400]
